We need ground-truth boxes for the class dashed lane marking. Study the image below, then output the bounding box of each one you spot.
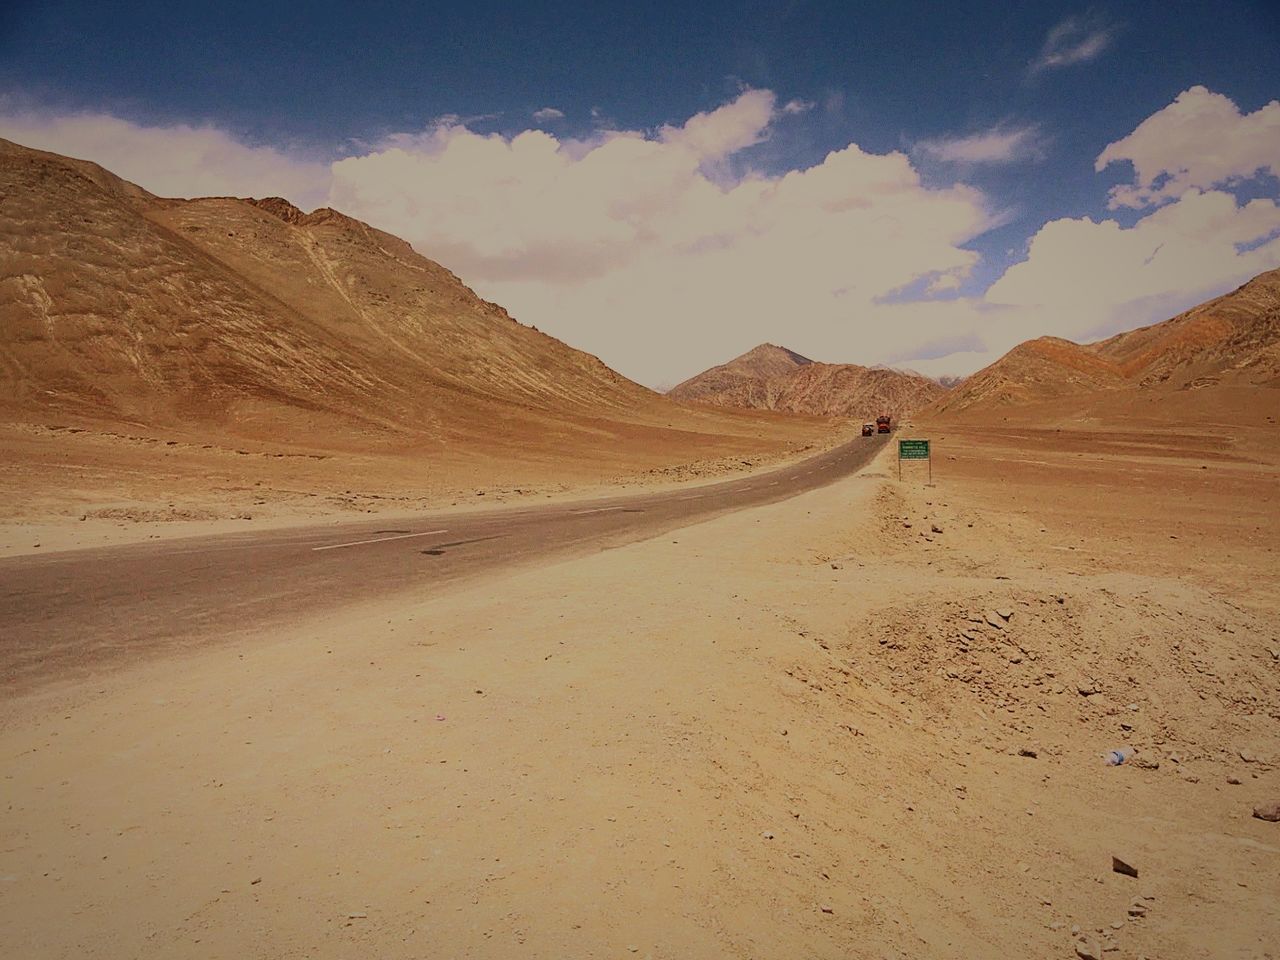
[313,529,448,551]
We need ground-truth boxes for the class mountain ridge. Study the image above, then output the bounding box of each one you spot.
[929,268,1280,417]
[669,343,945,418]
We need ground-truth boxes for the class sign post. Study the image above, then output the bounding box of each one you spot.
[897,438,931,482]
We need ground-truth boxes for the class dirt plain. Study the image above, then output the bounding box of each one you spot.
[2,410,1277,959]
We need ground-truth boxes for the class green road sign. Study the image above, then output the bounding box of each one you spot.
[898,439,930,460]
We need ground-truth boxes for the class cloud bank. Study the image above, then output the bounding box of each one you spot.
[1097,86,1280,208]
[1,86,1277,386]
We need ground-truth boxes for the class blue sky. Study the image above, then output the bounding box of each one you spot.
[2,1,1278,385]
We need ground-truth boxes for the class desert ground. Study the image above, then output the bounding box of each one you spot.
[3,413,1277,959]
[0,408,848,558]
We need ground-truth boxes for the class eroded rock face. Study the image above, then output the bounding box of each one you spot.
[668,343,946,418]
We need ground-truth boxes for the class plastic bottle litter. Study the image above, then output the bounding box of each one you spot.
[1104,747,1133,766]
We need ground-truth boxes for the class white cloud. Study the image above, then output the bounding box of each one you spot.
[915,125,1044,164]
[0,106,330,207]
[2,87,1277,386]
[1030,14,1116,73]
[1097,86,1280,209]
[326,89,997,382]
[532,107,565,122]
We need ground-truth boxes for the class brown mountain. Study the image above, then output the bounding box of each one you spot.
[0,138,660,442]
[930,268,1280,417]
[669,343,945,418]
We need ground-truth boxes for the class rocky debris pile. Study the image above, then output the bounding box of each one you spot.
[851,577,1277,772]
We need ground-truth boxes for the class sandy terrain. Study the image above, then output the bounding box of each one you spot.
[3,419,1276,959]
[0,412,849,558]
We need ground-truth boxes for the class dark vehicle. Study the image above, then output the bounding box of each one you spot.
[861,423,874,437]
[876,415,891,434]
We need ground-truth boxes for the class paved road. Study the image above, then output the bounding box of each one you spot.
[1,434,888,689]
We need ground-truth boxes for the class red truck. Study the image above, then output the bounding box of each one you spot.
[876,415,891,434]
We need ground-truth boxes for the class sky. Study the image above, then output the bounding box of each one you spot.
[1,1,1279,388]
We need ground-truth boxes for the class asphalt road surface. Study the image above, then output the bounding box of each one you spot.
[1,434,889,689]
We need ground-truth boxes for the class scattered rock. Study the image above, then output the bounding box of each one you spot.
[762,831,776,840]
[1238,748,1258,764]
[984,611,1004,629]
[1077,681,1098,696]
[820,904,834,914]
[250,877,262,885]
[1253,802,1280,822]
[1075,940,1102,960]
[931,524,943,534]
[1226,775,1242,785]
[347,912,368,919]
[1111,855,1139,878]
[1128,901,1149,917]
[1017,747,1038,759]
[996,608,1013,620]
[903,522,912,529]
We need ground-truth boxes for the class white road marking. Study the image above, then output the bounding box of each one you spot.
[768,481,780,486]
[678,494,704,501]
[313,529,448,552]
[571,507,625,515]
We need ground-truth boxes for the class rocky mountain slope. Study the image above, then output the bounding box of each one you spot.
[931,268,1280,416]
[669,343,945,418]
[0,138,676,445]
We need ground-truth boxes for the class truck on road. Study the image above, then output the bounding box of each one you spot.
[876,415,891,434]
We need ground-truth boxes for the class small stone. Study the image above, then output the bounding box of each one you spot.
[984,611,1004,629]
[1070,925,1081,936]
[996,608,1013,620]
[250,877,262,885]
[1110,921,1123,930]
[931,524,943,534]
[1252,801,1280,822]
[1017,747,1038,758]
[347,912,367,919]
[1075,940,1101,960]
[1226,775,1241,785]
[820,904,834,914]
[1128,901,1148,917]
[762,831,775,840]
[903,522,912,529]
[1238,748,1258,763]
[1111,855,1138,878]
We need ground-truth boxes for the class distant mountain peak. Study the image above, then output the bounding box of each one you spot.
[741,343,814,366]
[668,343,942,417]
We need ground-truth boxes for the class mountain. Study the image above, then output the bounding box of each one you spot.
[0,138,669,446]
[930,268,1280,417]
[669,343,945,418]
[668,344,813,407]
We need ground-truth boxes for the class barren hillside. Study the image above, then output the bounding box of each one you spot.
[670,343,944,418]
[0,139,843,529]
[0,138,657,442]
[931,268,1280,417]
